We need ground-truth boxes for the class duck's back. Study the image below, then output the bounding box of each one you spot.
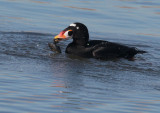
[89,40,146,59]
[65,40,146,59]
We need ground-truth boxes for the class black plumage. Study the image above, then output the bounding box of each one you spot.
[50,22,146,60]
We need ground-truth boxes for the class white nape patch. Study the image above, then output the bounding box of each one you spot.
[70,23,76,27]
[76,27,79,29]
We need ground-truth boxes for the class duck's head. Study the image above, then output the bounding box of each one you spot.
[54,22,89,45]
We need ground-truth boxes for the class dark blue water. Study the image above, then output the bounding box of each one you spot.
[0,0,160,113]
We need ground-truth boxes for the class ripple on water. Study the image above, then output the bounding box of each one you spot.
[0,0,160,110]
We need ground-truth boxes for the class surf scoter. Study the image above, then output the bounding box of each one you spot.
[49,22,146,60]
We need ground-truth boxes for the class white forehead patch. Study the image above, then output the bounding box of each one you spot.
[70,23,76,27]
[76,27,79,29]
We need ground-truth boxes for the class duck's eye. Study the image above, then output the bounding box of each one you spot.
[64,30,73,37]
[68,31,73,36]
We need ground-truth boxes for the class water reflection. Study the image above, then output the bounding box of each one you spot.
[116,6,137,9]
[1,15,31,21]
[1,0,160,112]
[136,33,160,37]
[1,0,160,36]
[64,6,96,11]
[127,99,160,112]
[0,31,160,112]
[141,6,160,8]
[155,12,160,15]
[29,0,50,4]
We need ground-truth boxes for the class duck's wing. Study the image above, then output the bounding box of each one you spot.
[91,41,146,59]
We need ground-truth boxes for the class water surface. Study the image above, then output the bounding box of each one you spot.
[0,0,160,113]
